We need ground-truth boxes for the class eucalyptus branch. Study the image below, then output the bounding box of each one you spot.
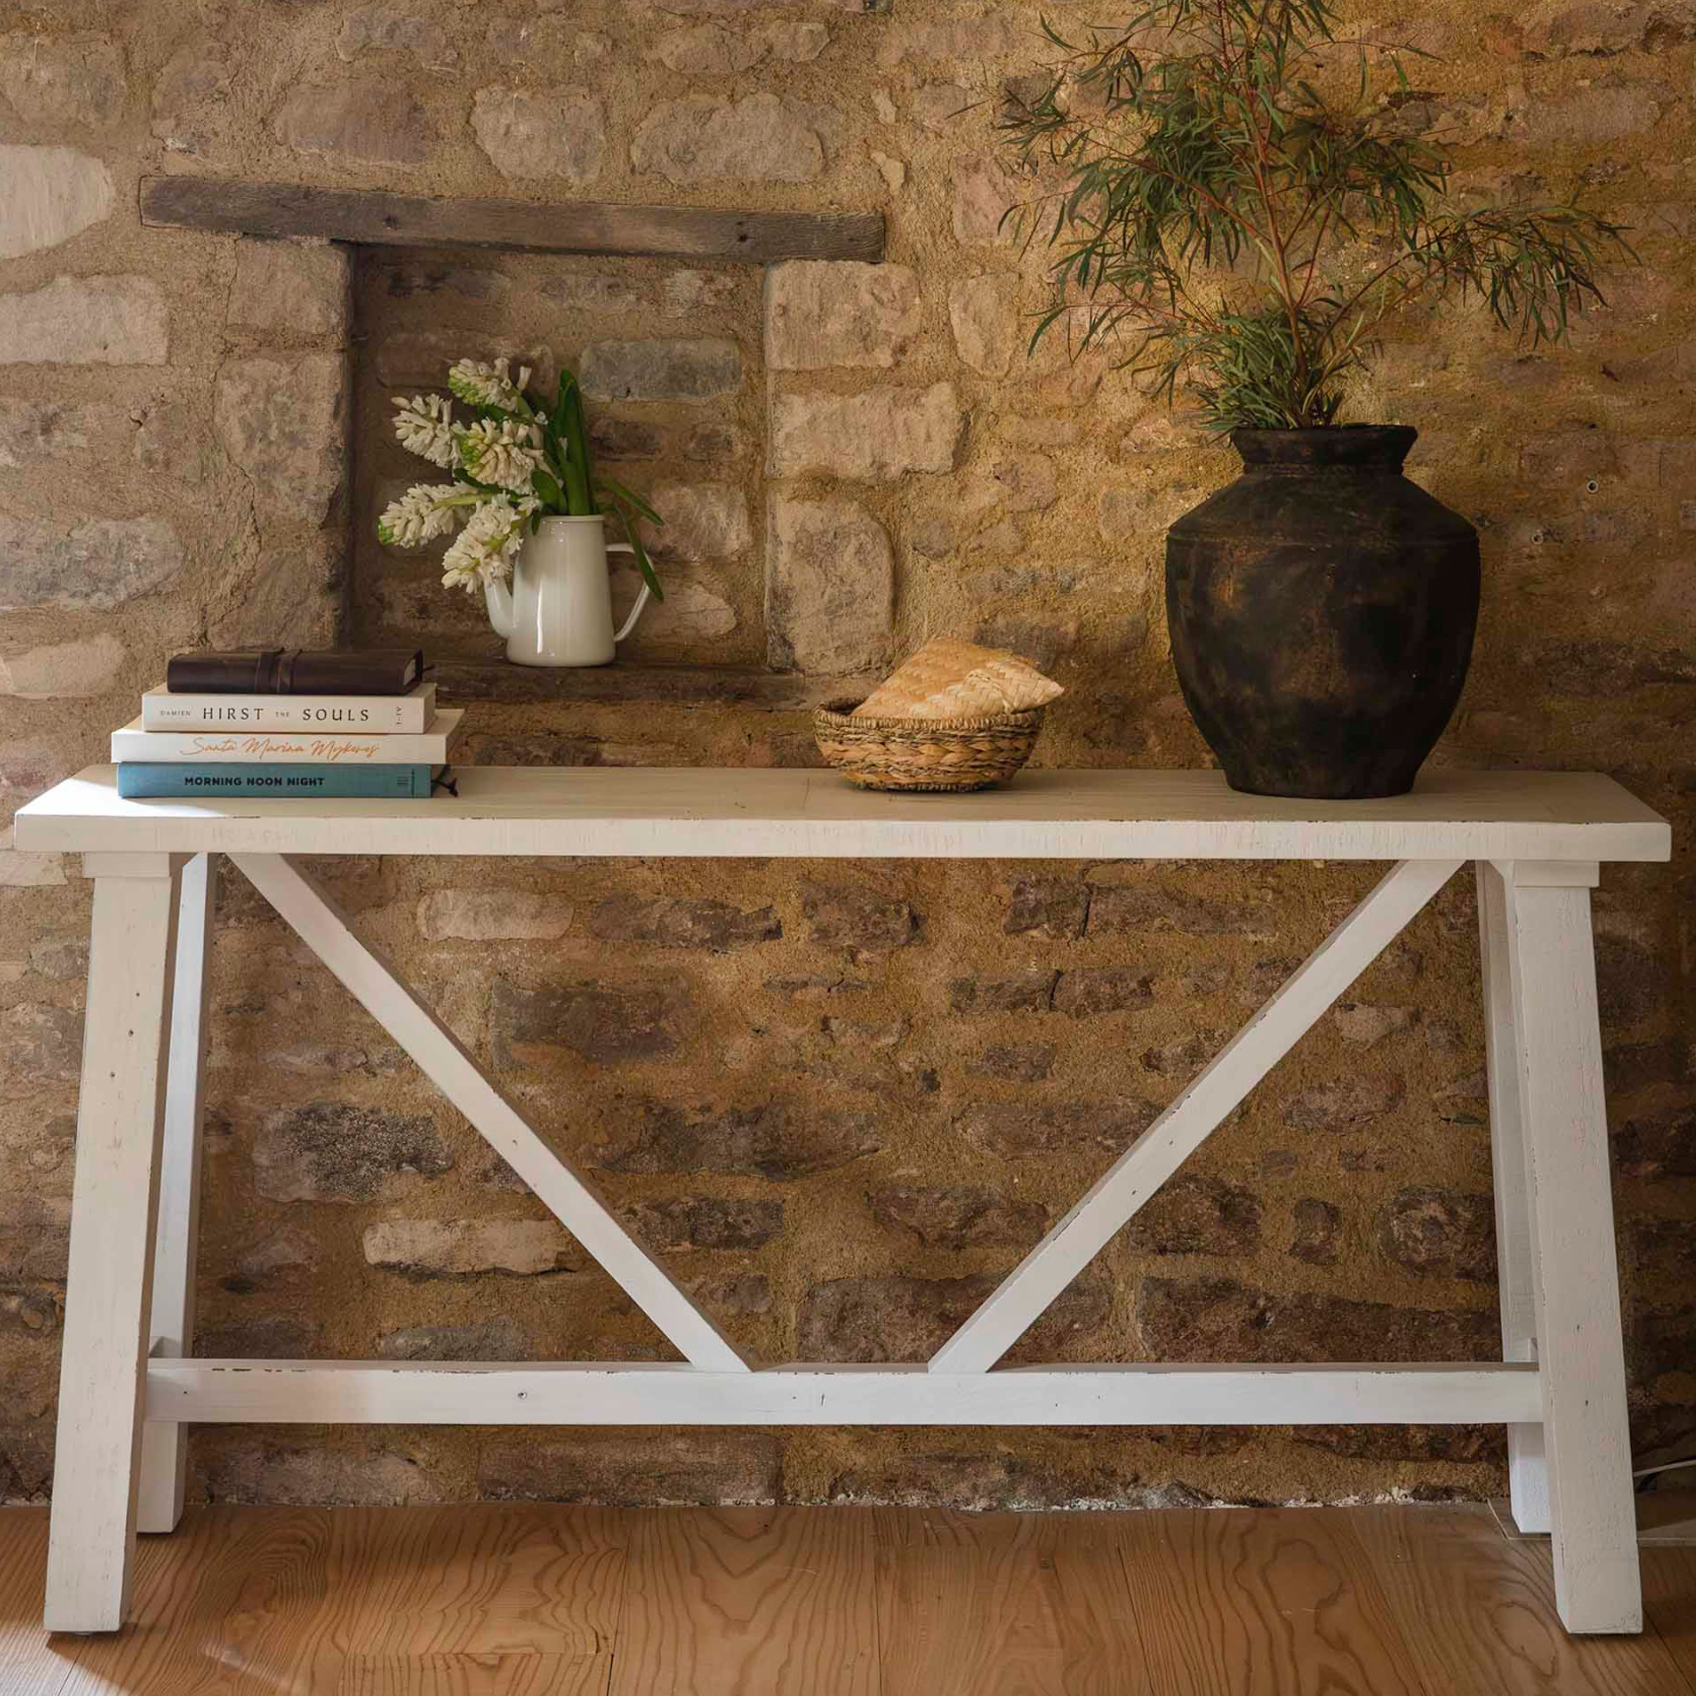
[1002,0,1637,429]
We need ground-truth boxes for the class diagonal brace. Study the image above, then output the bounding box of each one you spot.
[930,858,1462,1374]
[231,852,749,1373]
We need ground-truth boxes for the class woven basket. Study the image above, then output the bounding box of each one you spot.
[813,702,1046,792]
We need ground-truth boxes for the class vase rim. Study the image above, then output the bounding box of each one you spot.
[533,512,607,525]
[1229,424,1417,470]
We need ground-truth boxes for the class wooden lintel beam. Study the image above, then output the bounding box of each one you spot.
[140,175,885,264]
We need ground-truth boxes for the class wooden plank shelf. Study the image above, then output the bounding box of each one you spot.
[437,657,874,710]
[14,767,1672,863]
[140,176,885,264]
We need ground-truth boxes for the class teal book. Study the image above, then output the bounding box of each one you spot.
[117,763,436,799]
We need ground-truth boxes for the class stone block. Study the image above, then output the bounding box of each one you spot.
[1088,886,1276,938]
[594,1098,880,1178]
[336,6,457,66]
[1331,1003,1420,1047]
[1283,1075,1407,1130]
[0,275,167,365]
[1378,1187,1497,1282]
[224,1225,319,1291]
[0,31,125,128]
[208,539,341,650]
[610,568,738,641]
[0,514,183,611]
[214,354,348,525]
[1615,1107,1696,1179]
[273,80,435,164]
[631,94,832,184]
[589,895,780,950]
[764,261,920,371]
[1051,967,1154,1017]
[479,1432,781,1505]
[798,1272,1109,1363]
[0,634,125,699]
[0,397,96,467]
[642,483,752,561]
[801,882,916,951]
[0,1004,82,1085]
[766,496,894,674]
[868,1184,1047,1250]
[252,1102,452,1203]
[0,145,113,259]
[652,20,830,73]
[955,1098,1159,1159]
[376,1319,532,1360]
[0,829,66,889]
[1288,1198,1342,1266]
[1003,877,1089,940]
[952,158,1020,245]
[471,87,605,184]
[768,383,964,481]
[949,274,1021,375]
[493,978,697,1064]
[150,40,232,157]
[628,1196,784,1250]
[964,1041,1056,1083]
[200,1442,440,1506]
[1523,84,1662,144]
[362,1218,576,1276]
[1123,1176,1262,1257]
[1296,1424,1504,1464]
[373,328,555,392]
[1135,1275,1499,1363]
[196,1316,323,1359]
[580,338,741,402]
[227,241,350,339]
[417,890,573,942]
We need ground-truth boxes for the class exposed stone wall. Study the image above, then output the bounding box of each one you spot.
[2,0,1694,1512]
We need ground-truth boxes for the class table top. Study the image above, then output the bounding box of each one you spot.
[12,766,1670,862]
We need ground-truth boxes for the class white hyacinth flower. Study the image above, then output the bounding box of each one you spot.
[376,483,468,549]
[446,355,532,413]
[391,392,459,468]
[440,494,537,594]
[459,417,544,494]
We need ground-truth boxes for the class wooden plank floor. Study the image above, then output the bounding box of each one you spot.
[1,1502,1691,1696]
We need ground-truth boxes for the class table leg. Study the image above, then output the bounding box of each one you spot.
[1476,861,1550,1533]
[1499,859,1641,1633]
[137,852,217,1535]
[43,854,181,1634]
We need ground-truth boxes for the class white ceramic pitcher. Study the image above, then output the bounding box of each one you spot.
[483,514,652,667]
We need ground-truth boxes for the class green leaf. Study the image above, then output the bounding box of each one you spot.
[596,474,663,528]
[530,465,564,511]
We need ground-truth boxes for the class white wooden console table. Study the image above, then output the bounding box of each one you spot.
[14,765,1671,1636]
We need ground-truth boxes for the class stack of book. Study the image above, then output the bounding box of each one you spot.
[113,649,461,800]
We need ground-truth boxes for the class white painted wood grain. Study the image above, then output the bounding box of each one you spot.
[145,1359,1543,1427]
[136,852,218,1537]
[229,852,748,1373]
[14,767,1671,863]
[44,863,180,1634]
[931,858,1462,1374]
[1476,861,1550,1536]
[1502,864,1642,1633]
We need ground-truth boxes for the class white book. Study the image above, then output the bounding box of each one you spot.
[111,708,464,766]
[140,679,437,733]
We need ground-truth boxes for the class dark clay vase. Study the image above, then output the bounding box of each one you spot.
[1165,426,1480,800]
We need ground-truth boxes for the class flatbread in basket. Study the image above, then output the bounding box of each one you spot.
[852,637,1064,721]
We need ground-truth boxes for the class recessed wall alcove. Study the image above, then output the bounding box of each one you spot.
[142,175,886,708]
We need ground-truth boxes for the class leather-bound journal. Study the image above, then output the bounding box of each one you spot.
[166,649,426,696]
